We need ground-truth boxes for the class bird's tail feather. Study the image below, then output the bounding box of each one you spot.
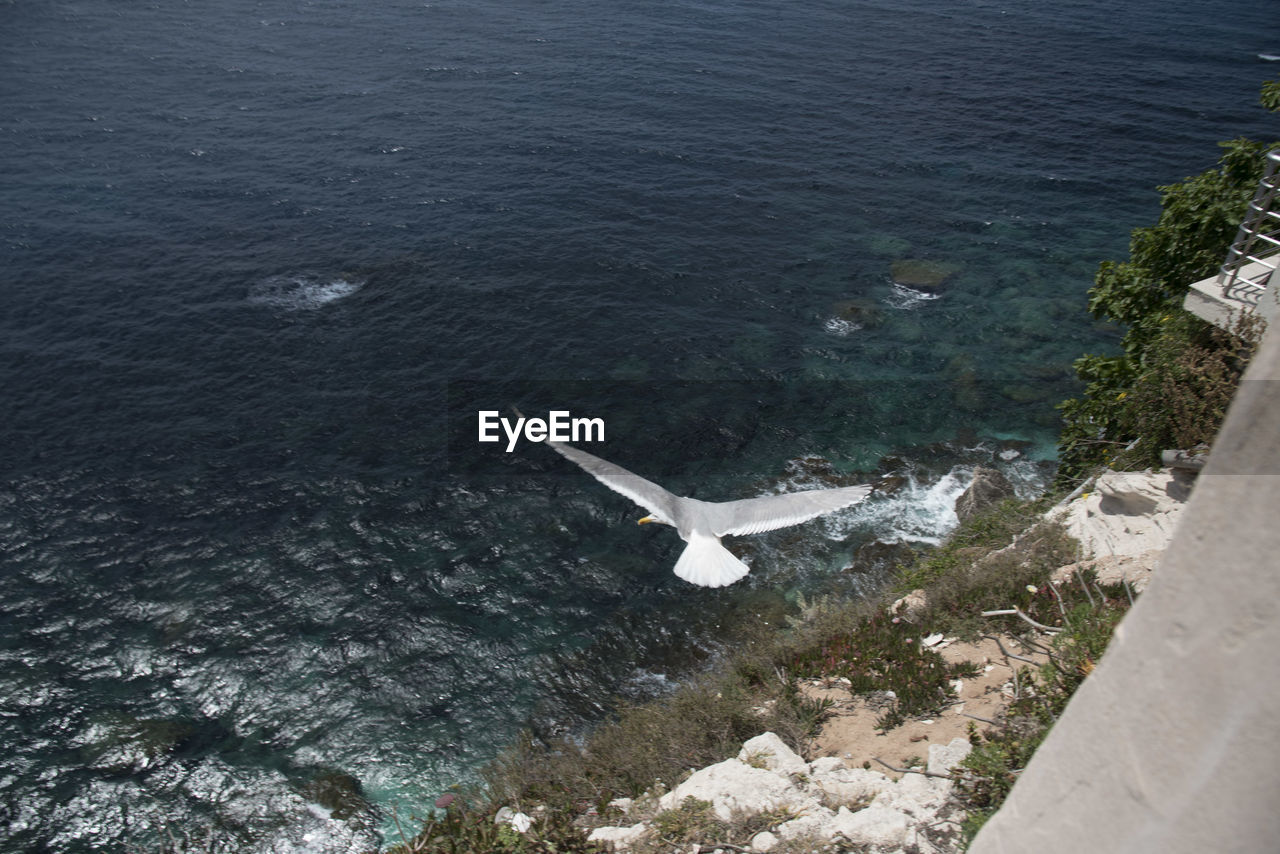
[673,535,750,588]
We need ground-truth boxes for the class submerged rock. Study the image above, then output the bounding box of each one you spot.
[299,768,373,824]
[830,298,884,328]
[890,259,962,293]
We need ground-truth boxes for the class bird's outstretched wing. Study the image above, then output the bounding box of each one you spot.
[713,484,872,537]
[547,441,678,518]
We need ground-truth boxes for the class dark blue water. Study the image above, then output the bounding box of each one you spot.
[3,0,1276,849]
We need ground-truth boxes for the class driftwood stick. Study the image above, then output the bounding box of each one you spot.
[981,608,1062,635]
[1018,633,1054,656]
[1048,580,1069,622]
[959,711,1001,725]
[871,756,954,780]
[982,634,1040,664]
[1076,568,1096,607]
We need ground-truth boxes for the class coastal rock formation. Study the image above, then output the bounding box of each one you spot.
[588,733,972,852]
[954,466,1016,523]
[1050,468,1189,558]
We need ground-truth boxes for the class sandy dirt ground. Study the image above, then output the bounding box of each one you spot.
[800,635,1050,778]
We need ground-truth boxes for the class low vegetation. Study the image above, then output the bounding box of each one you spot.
[956,577,1133,843]
[390,496,1116,853]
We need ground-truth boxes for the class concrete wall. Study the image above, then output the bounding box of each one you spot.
[970,322,1280,854]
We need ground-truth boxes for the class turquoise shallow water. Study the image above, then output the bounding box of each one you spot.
[2,0,1277,849]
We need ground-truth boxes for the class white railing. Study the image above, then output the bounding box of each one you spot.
[1218,148,1280,307]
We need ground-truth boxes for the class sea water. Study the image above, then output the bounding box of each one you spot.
[2,0,1276,849]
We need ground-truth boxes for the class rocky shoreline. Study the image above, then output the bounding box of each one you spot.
[573,467,1189,854]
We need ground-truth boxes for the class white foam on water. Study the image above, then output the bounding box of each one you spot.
[248,274,365,311]
[884,281,942,310]
[822,316,863,336]
[851,465,973,547]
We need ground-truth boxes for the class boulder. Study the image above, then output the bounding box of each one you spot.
[846,539,917,576]
[873,772,947,817]
[588,822,648,850]
[1052,551,1161,594]
[300,769,369,822]
[1052,469,1189,558]
[889,589,928,622]
[658,758,814,822]
[739,733,808,776]
[928,737,973,776]
[806,762,894,804]
[829,804,911,848]
[750,830,780,852]
[954,466,1016,523]
[776,806,838,841]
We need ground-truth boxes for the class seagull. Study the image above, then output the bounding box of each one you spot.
[547,441,873,588]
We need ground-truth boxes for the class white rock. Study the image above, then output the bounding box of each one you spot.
[890,588,927,620]
[806,764,894,805]
[1052,468,1188,558]
[658,758,813,822]
[808,756,845,775]
[739,732,808,776]
[750,830,780,852]
[1053,550,1161,593]
[829,804,910,848]
[607,797,633,815]
[776,806,837,841]
[588,822,648,850]
[928,737,972,776]
[885,772,946,814]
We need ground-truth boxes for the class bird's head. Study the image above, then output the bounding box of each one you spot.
[637,512,672,528]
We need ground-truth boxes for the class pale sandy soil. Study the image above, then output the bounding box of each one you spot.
[800,635,1050,778]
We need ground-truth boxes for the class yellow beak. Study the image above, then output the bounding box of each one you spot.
[637,515,656,525]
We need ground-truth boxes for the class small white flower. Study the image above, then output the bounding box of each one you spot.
[1026,584,1039,593]
[510,812,533,833]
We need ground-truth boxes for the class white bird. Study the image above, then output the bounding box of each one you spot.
[547,441,873,588]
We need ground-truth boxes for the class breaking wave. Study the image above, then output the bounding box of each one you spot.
[248,274,365,311]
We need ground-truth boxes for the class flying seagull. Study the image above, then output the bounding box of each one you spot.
[547,441,873,588]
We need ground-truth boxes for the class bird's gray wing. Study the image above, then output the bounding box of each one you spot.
[712,484,872,537]
[548,442,679,517]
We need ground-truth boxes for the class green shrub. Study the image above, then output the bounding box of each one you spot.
[1056,97,1278,486]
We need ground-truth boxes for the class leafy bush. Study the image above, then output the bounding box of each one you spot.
[1056,101,1278,485]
